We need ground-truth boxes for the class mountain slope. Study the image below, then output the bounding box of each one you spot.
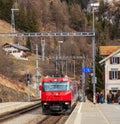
[0,74,36,102]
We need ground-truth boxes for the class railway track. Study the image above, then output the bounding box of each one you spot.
[37,115,69,124]
[0,102,41,122]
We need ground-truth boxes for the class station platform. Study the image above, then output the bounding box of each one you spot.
[0,101,40,117]
[65,100,109,124]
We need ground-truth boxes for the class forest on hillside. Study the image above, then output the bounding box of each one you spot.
[0,0,120,94]
[0,0,119,42]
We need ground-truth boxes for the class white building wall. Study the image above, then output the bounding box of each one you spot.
[105,54,120,101]
[3,46,28,60]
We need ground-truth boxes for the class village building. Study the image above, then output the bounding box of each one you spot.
[2,43,30,60]
[99,46,120,102]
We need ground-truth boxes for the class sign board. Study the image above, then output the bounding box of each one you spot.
[111,87,118,90]
[82,68,92,73]
[92,76,97,84]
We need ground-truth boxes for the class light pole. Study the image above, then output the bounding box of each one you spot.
[91,3,99,104]
[11,8,19,33]
[92,7,96,104]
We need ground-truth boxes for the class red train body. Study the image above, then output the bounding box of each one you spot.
[39,75,80,114]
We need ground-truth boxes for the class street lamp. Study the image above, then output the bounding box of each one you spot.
[91,3,99,104]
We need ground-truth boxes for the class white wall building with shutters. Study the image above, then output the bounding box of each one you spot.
[100,48,120,101]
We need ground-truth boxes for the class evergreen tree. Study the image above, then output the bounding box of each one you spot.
[88,48,104,97]
[95,48,104,92]
[15,4,38,32]
[26,37,31,51]
[0,0,13,22]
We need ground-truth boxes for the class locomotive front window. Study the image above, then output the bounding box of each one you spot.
[43,82,70,91]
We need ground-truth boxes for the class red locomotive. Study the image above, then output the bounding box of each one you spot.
[39,75,80,114]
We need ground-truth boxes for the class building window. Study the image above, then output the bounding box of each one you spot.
[110,57,120,64]
[109,69,120,80]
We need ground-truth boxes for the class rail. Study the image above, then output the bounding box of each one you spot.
[0,102,41,122]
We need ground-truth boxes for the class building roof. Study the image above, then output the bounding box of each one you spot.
[99,47,120,64]
[3,43,29,51]
[100,46,120,56]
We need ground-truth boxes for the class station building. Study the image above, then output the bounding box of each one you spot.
[99,46,120,102]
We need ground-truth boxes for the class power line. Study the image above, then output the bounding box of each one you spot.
[0,32,95,38]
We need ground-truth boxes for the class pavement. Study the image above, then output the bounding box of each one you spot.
[65,99,116,124]
[0,102,40,116]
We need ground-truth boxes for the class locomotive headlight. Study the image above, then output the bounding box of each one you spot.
[43,102,48,105]
[65,102,69,105]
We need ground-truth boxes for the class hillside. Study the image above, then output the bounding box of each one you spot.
[0,19,13,44]
[0,0,120,102]
[0,20,38,102]
[0,74,36,102]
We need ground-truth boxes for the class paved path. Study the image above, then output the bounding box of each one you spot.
[65,100,120,124]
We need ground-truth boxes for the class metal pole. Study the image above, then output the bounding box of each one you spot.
[58,41,63,74]
[59,43,60,57]
[11,8,19,33]
[36,44,40,97]
[56,55,58,73]
[62,59,64,75]
[27,80,30,102]
[82,55,85,102]
[92,7,96,104]
[66,60,67,75]
[41,39,45,62]
[74,60,75,78]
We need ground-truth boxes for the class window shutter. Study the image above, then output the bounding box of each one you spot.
[119,57,120,64]
[117,57,119,64]
[118,71,120,79]
[110,57,112,64]
[109,71,112,80]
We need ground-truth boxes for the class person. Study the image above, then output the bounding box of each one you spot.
[111,93,114,103]
[99,91,104,104]
[107,93,112,104]
[96,92,100,103]
[107,93,109,104]
[118,96,120,104]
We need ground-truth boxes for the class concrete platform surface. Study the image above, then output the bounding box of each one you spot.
[65,100,120,124]
[0,102,40,116]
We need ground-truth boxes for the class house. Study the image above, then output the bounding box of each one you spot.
[99,46,120,102]
[2,43,30,60]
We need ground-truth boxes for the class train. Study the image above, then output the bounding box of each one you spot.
[39,75,80,114]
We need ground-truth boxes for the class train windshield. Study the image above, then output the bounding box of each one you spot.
[43,82,70,91]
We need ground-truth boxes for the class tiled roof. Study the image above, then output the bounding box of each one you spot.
[9,43,29,51]
[100,46,120,56]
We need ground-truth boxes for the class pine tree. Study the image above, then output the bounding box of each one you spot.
[95,48,104,92]
[26,37,31,51]
[0,0,13,22]
[88,48,104,98]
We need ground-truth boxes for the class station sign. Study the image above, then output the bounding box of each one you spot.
[82,67,92,73]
